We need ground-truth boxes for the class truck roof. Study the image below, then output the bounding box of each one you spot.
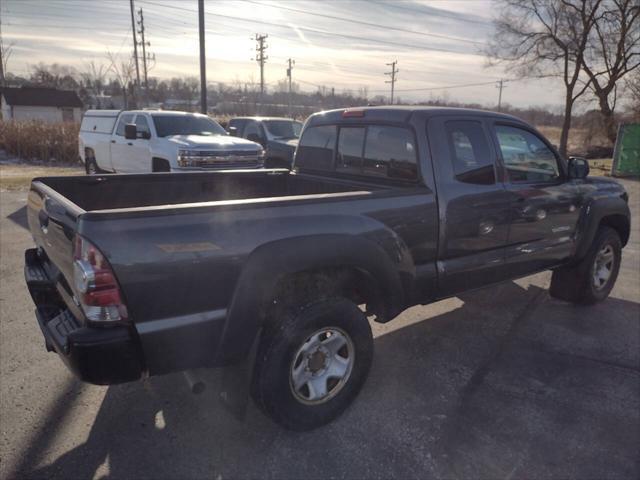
[230,116,297,122]
[306,106,524,125]
[83,109,209,118]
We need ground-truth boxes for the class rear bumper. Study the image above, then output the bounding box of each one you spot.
[25,248,145,385]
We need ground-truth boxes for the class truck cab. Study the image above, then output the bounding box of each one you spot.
[79,110,265,174]
[228,116,303,169]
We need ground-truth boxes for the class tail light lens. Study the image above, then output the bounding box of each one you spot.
[73,235,128,323]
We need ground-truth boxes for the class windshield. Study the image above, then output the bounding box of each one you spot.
[263,120,303,139]
[152,115,227,137]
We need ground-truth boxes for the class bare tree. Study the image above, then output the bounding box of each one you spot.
[626,69,640,120]
[0,29,14,85]
[487,0,603,156]
[107,51,135,109]
[29,62,79,89]
[80,61,108,107]
[582,0,640,142]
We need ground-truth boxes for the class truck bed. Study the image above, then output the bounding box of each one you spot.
[37,170,380,212]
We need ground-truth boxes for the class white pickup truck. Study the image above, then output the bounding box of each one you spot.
[78,110,265,174]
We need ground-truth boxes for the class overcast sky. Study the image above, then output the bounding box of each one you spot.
[3,0,573,109]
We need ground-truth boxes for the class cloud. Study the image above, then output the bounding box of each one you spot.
[3,0,568,107]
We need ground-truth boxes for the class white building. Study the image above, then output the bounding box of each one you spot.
[1,86,83,123]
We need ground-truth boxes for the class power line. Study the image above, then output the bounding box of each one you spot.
[242,0,485,46]
[385,60,398,104]
[368,0,493,26]
[137,0,484,57]
[369,80,502,94]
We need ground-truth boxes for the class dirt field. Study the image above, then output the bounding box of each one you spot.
[0,163,83,190]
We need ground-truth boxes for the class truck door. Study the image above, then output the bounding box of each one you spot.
[128,114,153,173]
[428,117,512,297]
[110,113,134,173]
[490,122,583,276]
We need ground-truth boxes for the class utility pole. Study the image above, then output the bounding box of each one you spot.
[254,34,268,112]
[198,0,207,114]
[385,60,398,104]
[0,9,5,86]
[129,0,141,95]
[496,78,506,111]
[286,58,294,117]
[137,8,150,106]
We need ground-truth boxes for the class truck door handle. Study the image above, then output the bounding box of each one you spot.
[127,142,133,146]
[111,140,116,143]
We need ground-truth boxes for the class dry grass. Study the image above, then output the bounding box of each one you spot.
[536,126,611,154]
[0,163,83,190]
[0,121,81,165]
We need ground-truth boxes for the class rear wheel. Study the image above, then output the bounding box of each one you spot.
[251,298,373,431]
[550,226,622,305]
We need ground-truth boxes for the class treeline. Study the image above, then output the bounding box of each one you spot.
[4,63,634,137]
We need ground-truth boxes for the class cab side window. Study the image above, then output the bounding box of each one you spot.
[115,114,134,136]
[495,125,560,183]
[445,120,495,185]
[134,115,150,138]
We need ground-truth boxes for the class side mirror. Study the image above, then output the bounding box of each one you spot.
[568,157,589,179]
[124,123,137,140]
[228,126,238,136]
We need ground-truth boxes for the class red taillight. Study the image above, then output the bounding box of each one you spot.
[342,109,365,118]
[73,235,128,323]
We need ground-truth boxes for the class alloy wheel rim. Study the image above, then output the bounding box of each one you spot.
[289,327,355,405]
[593,244,615,290]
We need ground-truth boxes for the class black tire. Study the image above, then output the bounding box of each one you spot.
[251,298,373,431]
[85,158,99,175]
[152,158,171,172]
[550,226,622,305]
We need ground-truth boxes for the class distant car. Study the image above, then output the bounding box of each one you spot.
[228,117,303,168]
[79,110,264,174]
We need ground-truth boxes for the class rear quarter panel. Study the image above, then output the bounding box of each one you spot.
[80,188,437,371]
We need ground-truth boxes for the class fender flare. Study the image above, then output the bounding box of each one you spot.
[574,196,630,260]
[215,234,406,364]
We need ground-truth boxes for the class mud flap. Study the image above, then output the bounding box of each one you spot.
[218,329,261,421]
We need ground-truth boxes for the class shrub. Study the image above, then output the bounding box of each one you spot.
[0,120,81,165]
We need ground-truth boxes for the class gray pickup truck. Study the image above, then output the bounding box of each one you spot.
[24,107,630,430]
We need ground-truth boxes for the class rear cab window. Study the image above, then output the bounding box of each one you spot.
[296,125,337,171]
[296,123,418,182]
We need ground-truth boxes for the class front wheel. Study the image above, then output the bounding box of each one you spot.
[550,226,622,305]
[251,298,373,431]
[85,158,98,175]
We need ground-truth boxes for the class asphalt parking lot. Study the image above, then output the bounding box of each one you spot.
[1,179,639,480]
